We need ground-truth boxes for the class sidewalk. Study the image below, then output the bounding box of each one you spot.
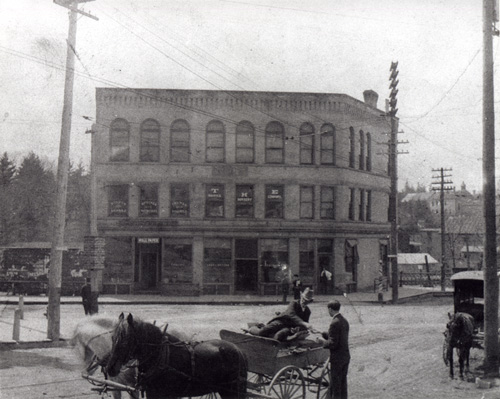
[0,286,451,348]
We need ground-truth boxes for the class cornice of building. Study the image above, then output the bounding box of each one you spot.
[96,87,385,122]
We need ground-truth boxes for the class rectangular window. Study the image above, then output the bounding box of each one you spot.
[265,185,284,218]
[358,189,365,221]
[320,186,335,219]
[235,185,254,218]
[320,132,335,164]
[170,183,190,217]
[139,184,158,217]
[108,185,129,217]
[300,130,314,164]
[110,131,129,162]
[300,186,314,219]
[349,188,355,221]
[164,240,192,283]
[366,190,372,221]
[140,120,160,162]
[265,131,284,163]
[236,122,254,163]
[203,238,232,289]
[206,121,225,163]
[261,238,288,283]
[206,184,225,218]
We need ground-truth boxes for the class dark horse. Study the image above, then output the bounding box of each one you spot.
[106,313,247,399]
[443,312,474,379]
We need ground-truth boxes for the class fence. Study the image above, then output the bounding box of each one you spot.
[399,271,446,287]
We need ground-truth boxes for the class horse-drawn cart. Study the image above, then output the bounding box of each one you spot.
[220,329,331,399]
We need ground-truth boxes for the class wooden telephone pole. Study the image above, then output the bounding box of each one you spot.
[388,62,400,304]
[431,168,452,292]
[482,0,499,378]
[47,0,97,341]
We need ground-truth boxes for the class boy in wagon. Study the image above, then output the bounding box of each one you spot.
[246,287,315,341]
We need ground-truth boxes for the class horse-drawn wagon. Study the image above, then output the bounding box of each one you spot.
[220,329,331,399]
[77,314,331,399]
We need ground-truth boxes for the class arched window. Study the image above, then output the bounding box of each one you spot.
[349,127,356,168]
[299,122,314,164]
[359,130,365,170]
[109,118,130,162]
[140,119,160,162]
[235,121,254,163]
[320,124,335,165]
[265,121,284,163]
[170,119,190,162]
[206,120,225,163]
[366,133,372,171]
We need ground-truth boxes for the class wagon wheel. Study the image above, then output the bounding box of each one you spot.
[248,372,270,392]
[267,366,305,399]
[196,393,221,399]
[316,363,330,399]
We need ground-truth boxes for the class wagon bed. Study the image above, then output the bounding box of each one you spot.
[220,329,331,399]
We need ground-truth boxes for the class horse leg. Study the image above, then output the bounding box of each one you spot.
[458,349,465,380]
[449,348,454,379]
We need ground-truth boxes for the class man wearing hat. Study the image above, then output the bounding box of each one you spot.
[247,287,315,340]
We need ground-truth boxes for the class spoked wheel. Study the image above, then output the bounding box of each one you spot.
[248,372,270,393]
[195,393,221,399]
[316,363,330,399]
[267,366,305,399]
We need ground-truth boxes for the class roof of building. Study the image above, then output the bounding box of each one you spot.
[397,253,438,265]
[0,242,84,250]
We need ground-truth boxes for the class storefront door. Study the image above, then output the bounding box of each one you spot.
[138,240,160,289]
[235,239,258,293]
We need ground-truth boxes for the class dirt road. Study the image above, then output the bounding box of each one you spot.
[0,297,497,398]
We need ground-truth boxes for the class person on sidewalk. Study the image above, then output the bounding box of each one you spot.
[292,274,303,300]
[317,300,350,399]
[247,288,315,341]
[281,273,290,304]
[320,267,333,295]
[80,278,92,315]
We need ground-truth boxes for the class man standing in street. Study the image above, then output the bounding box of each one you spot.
[80,278,92,315]
[317,300,350,399]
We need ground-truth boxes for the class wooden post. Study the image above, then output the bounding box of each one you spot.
[18,295,24,320]
[12,309,21,341]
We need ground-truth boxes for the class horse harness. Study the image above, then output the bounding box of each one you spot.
[137,336,199,396]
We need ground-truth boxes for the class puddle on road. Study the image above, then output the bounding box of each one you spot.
[0,347,82,371]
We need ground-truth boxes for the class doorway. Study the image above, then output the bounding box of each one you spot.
[138,241,160,289]
[235,239,258,293]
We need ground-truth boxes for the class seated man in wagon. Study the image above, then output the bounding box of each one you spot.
[246,287,315,342]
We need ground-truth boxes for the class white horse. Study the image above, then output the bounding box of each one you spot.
[72,315,189,399]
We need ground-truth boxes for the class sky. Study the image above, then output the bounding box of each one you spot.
[0,0,497,193]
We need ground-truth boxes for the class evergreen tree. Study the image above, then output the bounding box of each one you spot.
[0,153,17,244]
[11,152,56,242]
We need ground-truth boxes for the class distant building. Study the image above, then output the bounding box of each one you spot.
[90,88,392,296]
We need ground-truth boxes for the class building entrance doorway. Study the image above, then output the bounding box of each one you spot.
[235,239,258,293]
[138,239,160,289]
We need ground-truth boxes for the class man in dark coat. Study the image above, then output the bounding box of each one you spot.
[318,300,350,399]
[80,278,92,315]
[248,287,314,340]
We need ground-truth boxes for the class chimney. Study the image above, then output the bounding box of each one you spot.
[363,90,379,108]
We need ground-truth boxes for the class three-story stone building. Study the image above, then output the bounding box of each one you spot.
[91,88,391,296]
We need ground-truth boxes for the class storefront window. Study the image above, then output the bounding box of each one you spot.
[104,237,132,283]
[139,184,158,217]
[206,184,224,218]
[235,185,254,218]
[265,185,284,218]
[204,238,232,284]
[261,238,288,282]
[163,240,192,283]
[108,185,129,217]
[171,183,189,217]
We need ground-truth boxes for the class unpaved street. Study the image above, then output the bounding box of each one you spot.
[0,297,497,398]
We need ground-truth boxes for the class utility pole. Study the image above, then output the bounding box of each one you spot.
[48,0,97,341]
[431,168,453,292]
[482,0,498,378]
[388,61,400,304]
